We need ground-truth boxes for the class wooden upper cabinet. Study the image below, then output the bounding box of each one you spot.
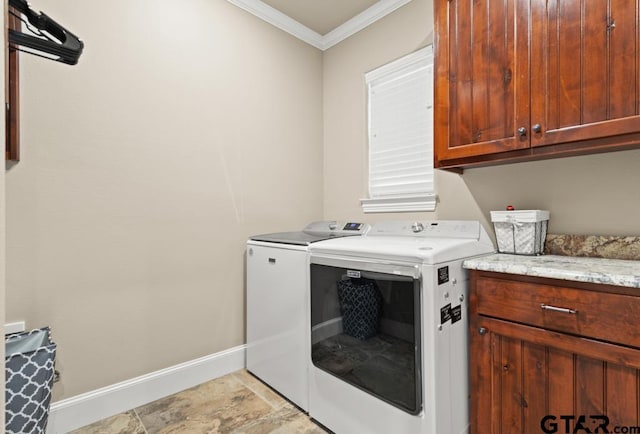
[531,0,640,148]
[435,0,640,169]
[434,0,531,163]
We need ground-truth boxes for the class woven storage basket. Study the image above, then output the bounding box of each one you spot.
[5,327,57,434]
[490,210,549,255]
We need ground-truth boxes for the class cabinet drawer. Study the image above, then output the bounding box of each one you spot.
[475,276,640,348]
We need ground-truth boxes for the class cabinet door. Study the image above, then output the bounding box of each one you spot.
[531,0,640,148]
[434,0,531,164]
[471,317,640,434]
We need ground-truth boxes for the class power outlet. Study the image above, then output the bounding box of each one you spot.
[5,321,26,335]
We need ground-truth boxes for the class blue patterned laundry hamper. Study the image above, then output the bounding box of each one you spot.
[5,327,57,434]
[337,278,381,340]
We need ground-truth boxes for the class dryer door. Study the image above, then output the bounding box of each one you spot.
[309,259,422,415]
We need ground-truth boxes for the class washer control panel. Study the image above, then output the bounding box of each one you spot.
[303,221,369,236]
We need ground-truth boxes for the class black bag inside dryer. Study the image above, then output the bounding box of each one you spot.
[336,278,381,340]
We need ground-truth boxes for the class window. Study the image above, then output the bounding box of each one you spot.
[361,46,435,213]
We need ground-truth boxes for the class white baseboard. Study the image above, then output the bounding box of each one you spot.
[46,345,246,434]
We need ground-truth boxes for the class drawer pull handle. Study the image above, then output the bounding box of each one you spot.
[540,303,577,315]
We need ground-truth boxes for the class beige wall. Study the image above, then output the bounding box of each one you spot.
[6,0,323,400]
[461,150,640,236]
[6,0,640,407]
[323,0,640,237]
[323,0,440,224]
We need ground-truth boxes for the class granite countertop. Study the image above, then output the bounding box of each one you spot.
[463,254,640,288]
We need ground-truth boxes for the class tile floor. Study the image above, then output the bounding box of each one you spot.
[70,370,328,434]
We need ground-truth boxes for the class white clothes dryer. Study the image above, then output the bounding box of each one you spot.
[307,221,494,434]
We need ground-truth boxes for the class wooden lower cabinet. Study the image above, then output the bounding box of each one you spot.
[470,270,640,434]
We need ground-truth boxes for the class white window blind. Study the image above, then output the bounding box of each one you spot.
[361,46,435,213]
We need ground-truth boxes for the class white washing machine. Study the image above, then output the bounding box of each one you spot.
[246,221,368,411]
[308,221,494,434]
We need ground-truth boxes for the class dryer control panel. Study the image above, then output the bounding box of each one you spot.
[368,220,482,239]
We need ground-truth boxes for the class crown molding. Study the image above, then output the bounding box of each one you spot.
[227,0,413,51]
[227,0,324,49]
[321,0,413,50]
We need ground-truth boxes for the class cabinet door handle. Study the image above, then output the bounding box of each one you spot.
[518,127,527,137]
[478,327,487,335]
[540,303,577,314]
[532,124,542,133]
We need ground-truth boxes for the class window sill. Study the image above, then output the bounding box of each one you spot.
[360,195,436,213]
